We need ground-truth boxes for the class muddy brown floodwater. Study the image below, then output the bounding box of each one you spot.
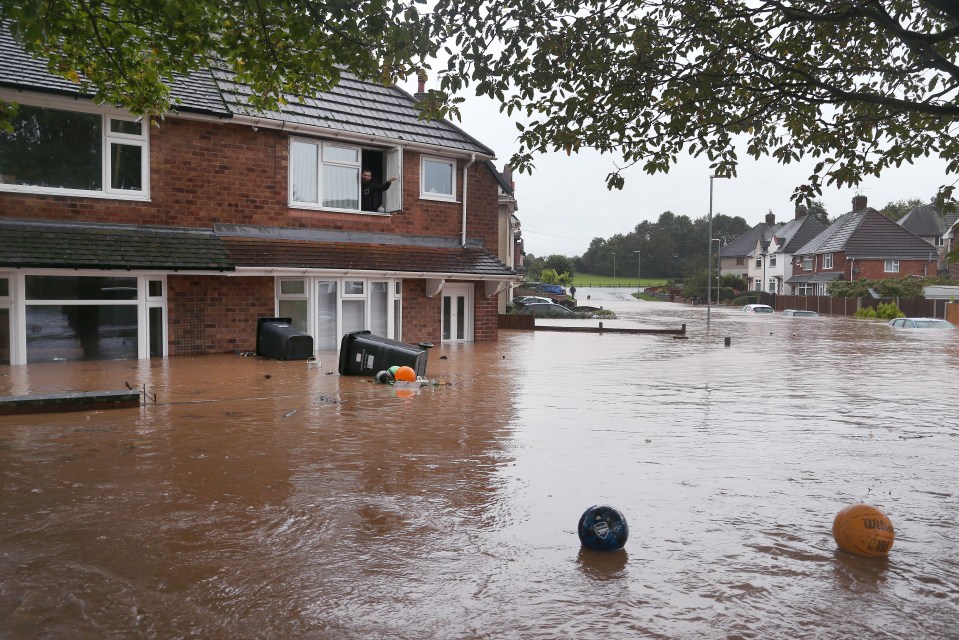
[1,289,958,639]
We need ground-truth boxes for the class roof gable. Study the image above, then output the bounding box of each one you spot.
[898,204,947,237]
[795,209,936,259]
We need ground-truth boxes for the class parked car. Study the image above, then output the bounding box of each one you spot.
[517,303,574,317]
[741,304,774,313]
[887,318,955,329]
[782,309,818,318]
[514,296,555,307]
[536,284,567,295]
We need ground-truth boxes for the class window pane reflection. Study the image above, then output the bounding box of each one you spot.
[26,305,138,362]
[0,105,102,190]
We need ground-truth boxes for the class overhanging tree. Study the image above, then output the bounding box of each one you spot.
[0,0,436,115]
[4,1,959,210]
[427,0,959,206]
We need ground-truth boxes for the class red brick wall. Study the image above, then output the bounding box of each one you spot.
[401,279,441,343]
[167,275,274,355]
[852,259,931,279]
[804,251,934,281]
[0,117,501,249]
[473,289,499,341]
[3,115,504,354]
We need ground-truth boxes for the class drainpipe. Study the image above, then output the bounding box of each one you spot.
[461,153,476,248]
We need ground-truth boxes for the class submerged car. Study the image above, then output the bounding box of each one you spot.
[887,318,955,329]
[783,309,818,318]
[517,302,574,317]
[514,296,555,307]
[741,304,774,313]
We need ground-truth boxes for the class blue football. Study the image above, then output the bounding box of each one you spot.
[578,505,629,551]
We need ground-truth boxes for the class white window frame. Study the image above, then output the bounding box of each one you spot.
[822,253,833,269]
[769,255,777,267]
[420,156,457,201]
[0,90,150,201]
[884,259,900,273]
[289,138,363,212]
[803,256,813,270]
[754,257,762,268]
[274,276,403,350]
[3,270,166,365]
[935,236,944,247]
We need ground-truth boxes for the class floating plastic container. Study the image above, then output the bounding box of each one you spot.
[338,331,428,377]
[256,317,314,361]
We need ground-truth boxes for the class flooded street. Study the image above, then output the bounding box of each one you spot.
[1,289,958,639]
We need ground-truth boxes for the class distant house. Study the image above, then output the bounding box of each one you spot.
[719,213,780,285]
[763,207,829,294]
[897,204,959,276]
[788,196,937,295]
[0,28,517,365]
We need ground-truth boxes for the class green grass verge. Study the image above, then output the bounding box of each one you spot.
[571,272,669,287]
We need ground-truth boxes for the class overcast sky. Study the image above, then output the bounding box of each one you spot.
[408,81,958,258]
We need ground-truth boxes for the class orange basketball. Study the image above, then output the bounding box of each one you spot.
[394,366,417,382]
[832,504,895,557]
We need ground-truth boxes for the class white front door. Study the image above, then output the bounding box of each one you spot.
[441,284,472,342]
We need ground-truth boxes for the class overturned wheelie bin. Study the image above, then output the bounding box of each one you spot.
[338,331,428,377]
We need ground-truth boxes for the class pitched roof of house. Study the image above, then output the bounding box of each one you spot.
[793,208,937,259]
[772,215,829,253]
[0,219,515,277]
[0,26,494,156]
[898,204,948,237]
[721,222,780,258]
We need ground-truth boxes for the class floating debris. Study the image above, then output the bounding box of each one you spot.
[283,409,298,418]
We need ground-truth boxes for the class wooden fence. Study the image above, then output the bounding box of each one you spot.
[498,314,535,330]
[759,293,955,319]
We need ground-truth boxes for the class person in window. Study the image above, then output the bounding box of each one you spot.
[361,170,397,212]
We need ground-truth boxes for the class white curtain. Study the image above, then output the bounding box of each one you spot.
[291,141,318,203]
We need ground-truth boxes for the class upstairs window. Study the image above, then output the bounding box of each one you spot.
[290,140,361,211]
[769,255,777,267]
[884,259,900,273]
[822,253,833,269]
[420,156,456,200]
[803,256,813,270]
[0,103,148,198]
[935,236,944,247]
[754,257,762,268]
[289,139,402,213]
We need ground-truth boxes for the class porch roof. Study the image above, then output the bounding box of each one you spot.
[0,218,232,271]
[222,237,515,277]
[0,218,515,278]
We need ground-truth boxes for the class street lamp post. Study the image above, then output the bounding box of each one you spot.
[711,238,721,303]
[635,250,641,291]
[612,252,616,279]
[707,174,730,324]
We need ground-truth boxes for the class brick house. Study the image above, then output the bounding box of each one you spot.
[787,196,937,295]
[0,30,516,365]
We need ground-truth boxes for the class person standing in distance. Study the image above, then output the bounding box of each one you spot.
[361,170,397,212]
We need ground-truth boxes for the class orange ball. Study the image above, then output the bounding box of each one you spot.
[832,504,895,557]
[394,366,417,382]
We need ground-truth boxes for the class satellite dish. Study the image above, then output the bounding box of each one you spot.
[853,266,861,274]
